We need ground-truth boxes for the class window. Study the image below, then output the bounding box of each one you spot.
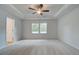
[32,23,47,34]
[40,23,47,34]
[32,23,39,34]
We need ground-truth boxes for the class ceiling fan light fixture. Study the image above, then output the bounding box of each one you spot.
[37,9,42,15]
[37,11,41,14]
[28,4,49,16]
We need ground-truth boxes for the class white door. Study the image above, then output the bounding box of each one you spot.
[6,17,15,45]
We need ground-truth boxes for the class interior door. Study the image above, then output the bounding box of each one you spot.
[6,17,15,45]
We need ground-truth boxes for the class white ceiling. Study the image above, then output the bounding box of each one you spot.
[0,4,79,20]
[12,4,64,19]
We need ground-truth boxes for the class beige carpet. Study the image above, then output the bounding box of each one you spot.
[0,40,79,55]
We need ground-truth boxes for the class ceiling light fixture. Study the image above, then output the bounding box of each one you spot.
[28,4,49,16]
[37,9,42,15]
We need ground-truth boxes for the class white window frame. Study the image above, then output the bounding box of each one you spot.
[32,23,47,34]
[32,23,39,34]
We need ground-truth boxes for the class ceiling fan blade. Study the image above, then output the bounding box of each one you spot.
[40,4,43,8]
[40,13,43,15]
[32,12,36,14]
[28,7,36,10]
[36,4,43,9]
[42,10,49,12]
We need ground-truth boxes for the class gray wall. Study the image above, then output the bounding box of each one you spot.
[0,14,6,48]
[15,19,22,41]
[22,19,57,39]
[57,7,79,49]
[0,8,22,48]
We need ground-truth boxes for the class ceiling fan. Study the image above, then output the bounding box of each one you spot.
[28,4,49,15]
